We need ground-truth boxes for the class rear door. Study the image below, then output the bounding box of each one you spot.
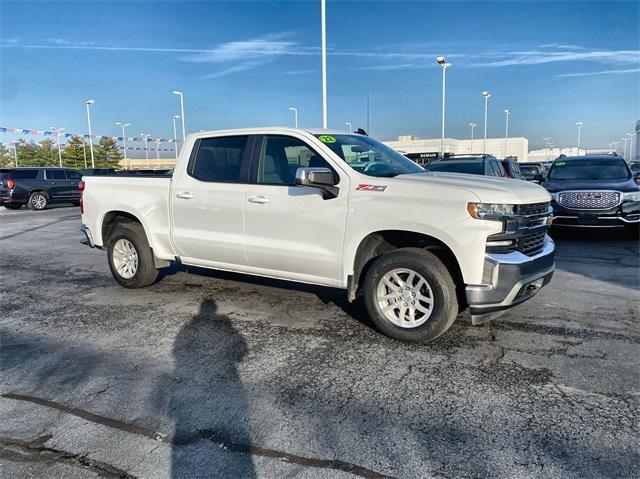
[171,135,252,267]
[66,170,82,199]
[44,169,68,200]
[243,134,349,284]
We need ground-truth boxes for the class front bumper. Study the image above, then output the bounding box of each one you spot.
[466,235,555,325]
[551,200,640,227]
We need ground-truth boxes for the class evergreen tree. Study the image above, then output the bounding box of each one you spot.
[0,143,16,167]
[38,139,58,166]
[63,135,89,170]
[16,140,39,166]
[94,137,123,168]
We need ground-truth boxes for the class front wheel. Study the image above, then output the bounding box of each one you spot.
[363,248,458,343]
[107,222,159,288]
[27,192,48,210]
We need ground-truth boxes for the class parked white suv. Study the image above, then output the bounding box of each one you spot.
[80,128,555,342]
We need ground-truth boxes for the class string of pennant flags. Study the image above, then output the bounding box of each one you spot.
[0,139,175,152]
[0,126,180,144]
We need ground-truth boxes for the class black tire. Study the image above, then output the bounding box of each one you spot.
[363,248,458,343]
[27,191,48,211]
[107,222,159,288]
[3,203,23,209]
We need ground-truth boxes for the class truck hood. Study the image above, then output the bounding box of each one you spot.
[396,172,551,204]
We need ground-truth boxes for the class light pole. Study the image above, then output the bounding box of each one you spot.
[482,91,490,154]
[468,122,477,153]
[288,107,298,128]
[611,141,619,155]
[11,141,18,167]
[85,100,95,168]
[172,91,186,141]
[50,127,65,167]
[575,121,583,155]
[543,137,552,161]
[140,133,150,167]
[321,0,327,129]
[503,109,510,158]
[622,137,629,161]
[172,115,180,160]
[81,140,87,169]
[116,122,130,167]
[436,56,451,157]
[345,122,352,133]
[626,133,634,160]
[155,140,160,167]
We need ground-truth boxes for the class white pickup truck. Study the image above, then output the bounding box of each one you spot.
[80,128,555,342]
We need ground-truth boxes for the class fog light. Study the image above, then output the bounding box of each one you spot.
[486,240,513,247]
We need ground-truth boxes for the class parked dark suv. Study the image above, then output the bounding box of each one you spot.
[543,155,640,229]
[426,155,508,177]
[501,158,526,180]
[0,167,83,210]
[518,162,546,183]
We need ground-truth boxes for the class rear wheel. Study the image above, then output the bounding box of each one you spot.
[27,192,48,210]
[363,248,458,343]
[107,222,159,288]
[3,203,22,210]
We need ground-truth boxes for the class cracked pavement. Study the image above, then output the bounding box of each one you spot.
[0,206,638,478]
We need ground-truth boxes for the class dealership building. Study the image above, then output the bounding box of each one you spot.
[383,135,529,163]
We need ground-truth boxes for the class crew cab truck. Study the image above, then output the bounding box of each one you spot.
[80,128,555,342]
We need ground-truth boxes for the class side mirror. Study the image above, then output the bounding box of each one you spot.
[295,167,339,199]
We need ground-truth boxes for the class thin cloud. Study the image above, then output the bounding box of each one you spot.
[538,43,586,51]
[556,68,640,78]
[357,63,421,71]
[200,61,266,79]
[474,50,640,67]
[283,69,317,75]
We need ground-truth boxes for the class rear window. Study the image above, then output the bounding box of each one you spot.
[190,136,248,183]
[520,165,540,175]
[7,169,39,180]
[428,161,484,175]
[548,158,631,181]
[46,169,67,180]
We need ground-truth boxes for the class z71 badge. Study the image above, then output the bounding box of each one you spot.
[356,184,387,192]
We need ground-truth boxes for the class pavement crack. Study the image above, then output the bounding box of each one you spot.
[0,436,135,478]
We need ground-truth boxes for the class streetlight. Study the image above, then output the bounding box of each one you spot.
[436,56,451,157]
[575,121,583,155]
[482,91,490,154]
[321,0,327,129]
[288,107,298,128]
[50,127,65,167]
[621,136,630,161]
[116,122,130,166]
[543,137,552,161]
[468,122,477,153]
[626,133,634,161]
[345,122,352,133]
[140,133,151,167]
[172,115,180,161]
[85,100,95,168]
[172,91,186,141]
[504,109,510,158]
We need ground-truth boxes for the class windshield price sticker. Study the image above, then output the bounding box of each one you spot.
[356,184,387,192]
[319,135,336,143]
[555,161,566,166]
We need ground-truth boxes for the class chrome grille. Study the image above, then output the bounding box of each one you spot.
[516,232,546,256]
[557,191,620,209]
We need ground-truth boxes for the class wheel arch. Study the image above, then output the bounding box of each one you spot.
[101,210,148,248]
[348,229,466,309]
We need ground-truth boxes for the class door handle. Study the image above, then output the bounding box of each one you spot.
[176,192,194,199]
[247,195,270,204]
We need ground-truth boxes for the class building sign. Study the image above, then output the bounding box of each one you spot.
[405,152,449,164]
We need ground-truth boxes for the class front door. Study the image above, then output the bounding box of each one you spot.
[44,169,68,200]
[171,135,252,267]
[244,135,349,285]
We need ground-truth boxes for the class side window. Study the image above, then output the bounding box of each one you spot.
[511,162,521,176]
[485,161,495,176]
[47,169,67,180]
[12,169,38,180]
[67,171,82,181]
[191,136,248,183]
[257,136,331,185]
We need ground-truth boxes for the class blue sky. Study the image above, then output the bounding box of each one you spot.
[0,0,638,155]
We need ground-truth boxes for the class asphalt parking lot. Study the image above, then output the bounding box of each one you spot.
[0,206,638,479]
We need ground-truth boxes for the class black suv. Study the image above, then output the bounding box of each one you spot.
[518,162,546,183]
[426,155,508,177]
[543,155,640,229]
[0,167,83,210]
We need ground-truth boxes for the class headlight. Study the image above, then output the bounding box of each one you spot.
[467,203,516,219]
[622,191,640,202]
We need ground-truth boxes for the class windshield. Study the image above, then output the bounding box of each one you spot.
[426,161,484,175]
[314,134,423,177]
[547,158,631,181]
[519,165,540,176]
